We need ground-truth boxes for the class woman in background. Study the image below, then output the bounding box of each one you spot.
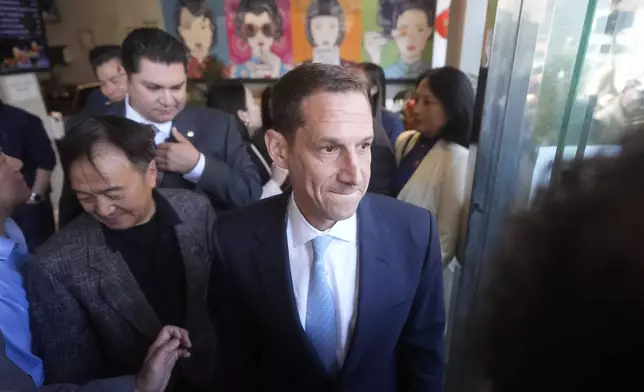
[394,66,473,306]
[207,80,287,198]
[359,62,405,143]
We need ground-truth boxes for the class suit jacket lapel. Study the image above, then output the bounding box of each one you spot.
[340,196,404,378]
[174,218,216,387]
[253,194,329,376]
[86,225,161,340]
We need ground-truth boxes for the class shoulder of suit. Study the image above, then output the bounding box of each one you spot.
[30,214,98,272]
[218,193,286,227]
[158,189,212,218]
[364,194,435,244]
[183,103,232,121]
[0,103,38,123]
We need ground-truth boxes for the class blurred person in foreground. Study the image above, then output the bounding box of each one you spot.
[477,127,644,392]
[0,101,56,250]
[0,146,191,392]
[207,80,289,198]
[59,27,261,227]
[209,63,444,391]
[24,116,218,391]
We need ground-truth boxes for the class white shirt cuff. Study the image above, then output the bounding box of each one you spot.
[183,153,206,183]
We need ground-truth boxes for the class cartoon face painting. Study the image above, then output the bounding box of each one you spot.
[310,15,340,49]
[176,0,217,79]
[178,6,214,61]
[232,0,291,79]
[392,8,433,64]
[364,0,435,79]
[242,11,277,59]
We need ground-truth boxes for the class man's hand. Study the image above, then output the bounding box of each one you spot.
[155,128,200,174]
[134,326,192,392]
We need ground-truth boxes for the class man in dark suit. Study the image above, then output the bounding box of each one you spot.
[59,27,261,227]
[210,63,445,391]
[0,101,56,250]
[84,45,128,110]
[24,117,217,391]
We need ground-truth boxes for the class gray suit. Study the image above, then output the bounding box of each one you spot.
[0,331,134,391]
[23,189,217,390]
[59,101,262,227]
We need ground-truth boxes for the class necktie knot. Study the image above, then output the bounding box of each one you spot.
[311,235,332,264]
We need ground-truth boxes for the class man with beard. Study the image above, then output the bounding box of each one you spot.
[59,28,261,227]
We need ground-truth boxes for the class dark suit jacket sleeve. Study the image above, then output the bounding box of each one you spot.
[23,262,104,384]
[198,112,262,207]
[368,120,396,196]
[397,212,445,391]
[208,228,260,390]
[20,113,56,171]
[40,376,135,392]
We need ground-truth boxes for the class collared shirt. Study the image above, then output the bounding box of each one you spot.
[286,196,359,366]
[0,219,43,387]
[124,96,206,183]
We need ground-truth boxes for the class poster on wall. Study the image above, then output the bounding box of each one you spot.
[361,0,436,79]
[161,0,231,80]
[224,0,293,79]
[160,0,436,80]
[290,0,362,67]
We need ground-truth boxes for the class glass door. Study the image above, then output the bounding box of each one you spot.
[445,0,644,389]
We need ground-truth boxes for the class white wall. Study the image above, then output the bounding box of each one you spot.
[45,0,164,84]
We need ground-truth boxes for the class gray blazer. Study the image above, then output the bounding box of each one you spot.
[59,101,262,227]
[23,189,217,389]
[0,331,134,391]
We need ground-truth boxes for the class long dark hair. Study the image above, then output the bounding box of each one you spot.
[206,80,251,142]
[417,67,474,147]
[360,62,386,122]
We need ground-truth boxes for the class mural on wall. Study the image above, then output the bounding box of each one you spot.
[362,0,436,79]
[160,0,437,80]
[291,0,361,67]
[162,0,230,80]
[225,0,293,79]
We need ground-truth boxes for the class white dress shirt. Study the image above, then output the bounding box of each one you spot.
[286,196,359,366]
[124,97,206,183]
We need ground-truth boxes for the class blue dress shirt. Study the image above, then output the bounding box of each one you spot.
[0,218,44,387]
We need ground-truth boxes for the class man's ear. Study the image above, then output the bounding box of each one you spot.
[265,129,289,170]
[145,160,158,188]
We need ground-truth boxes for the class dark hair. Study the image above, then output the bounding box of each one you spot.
[176,0,216,51]
[359,62,386,121]
[271,63,369,138]
[476,128,644,391]
[206,80,251,142]
[88,45,121,71]
[59,115,155,174]
[305,0,346,46]
[417,66,473,147]
[206,79,247,115]
[121,28,189,74]
[378,0,435,38]
[260,85,273,129]
[235,0,284,41]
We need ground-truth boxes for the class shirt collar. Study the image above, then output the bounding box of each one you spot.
[124,96,172,129]
[287,195,357,249]
[0,218,28,268]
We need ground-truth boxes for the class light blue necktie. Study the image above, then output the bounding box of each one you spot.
[306,235,337,373]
